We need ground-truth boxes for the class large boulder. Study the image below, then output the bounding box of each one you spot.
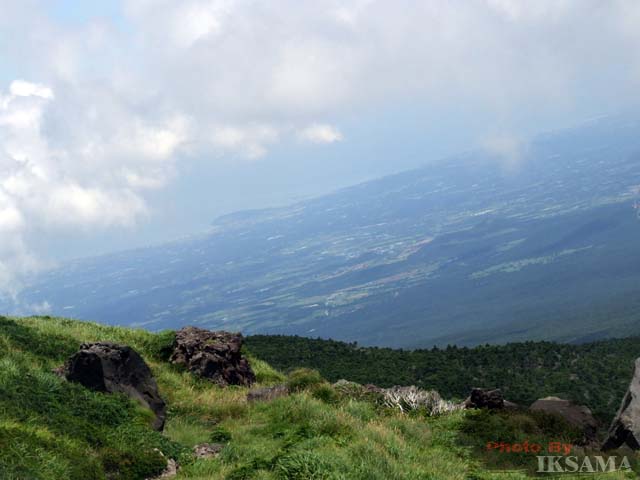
[530,397,598,445]
[169,327,256,387]
[464,388,505,410]
[65,342,166,430]
[603,358,640,451]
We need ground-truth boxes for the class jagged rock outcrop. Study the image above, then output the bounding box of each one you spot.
[602,358,640,451]
[530,396,598,445]
[464,388,505,410]
[247,385,289,402]
[169,327,255,387]
[64,342,166,430]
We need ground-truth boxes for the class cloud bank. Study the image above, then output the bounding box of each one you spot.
[298,124,344,144]
[1,0,640,297]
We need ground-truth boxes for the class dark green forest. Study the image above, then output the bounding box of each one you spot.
[246,334,640,421]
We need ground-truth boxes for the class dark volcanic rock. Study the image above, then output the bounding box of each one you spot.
[464,388,505,410]
[603,358,640,451]
[65,342,166,430]
[530,397,598,445]
[170,327,255,387]
[247,385,288,402]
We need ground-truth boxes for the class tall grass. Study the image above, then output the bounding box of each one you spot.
[0,315,635,479]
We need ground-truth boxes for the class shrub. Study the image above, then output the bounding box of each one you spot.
[210,425,232,443]
[0,421,103,480]
[226,464,255,480]
[99,446,167,480]
[286,368,324,392]
[274,451,338,480]
[333,379,367,398]
[226,457,275,480]
[246,355,286,384]
[332,380,385,406]
[143,330,176,361]
[344,400,377,422]
[311,384,339,404]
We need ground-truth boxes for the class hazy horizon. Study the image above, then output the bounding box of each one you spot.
[2,0,640,292]
[37,110,635,265]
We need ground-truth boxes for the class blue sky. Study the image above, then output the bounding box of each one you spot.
[45,1,121,23]
[1,0,640,289]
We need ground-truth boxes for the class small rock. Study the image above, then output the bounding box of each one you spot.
[503,399,520,410]
[363,383,386,395]
[159,459,178,479]
[51,365,66,378]
[193,443,224,459]
[247,385,288,402]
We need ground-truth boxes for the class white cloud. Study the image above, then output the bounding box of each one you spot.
[298,124,344,144]
[28,300,52,315]
[118,116,190,162]
[210,124,279,159]
[0,79,157,292]
[125,0,230,48]
[47,183,147,227]
[9,80,54,100]
[1,0,640,297]
[0,204,24,232]
[480,133,528,171]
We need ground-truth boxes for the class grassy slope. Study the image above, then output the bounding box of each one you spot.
[0,316,636,479]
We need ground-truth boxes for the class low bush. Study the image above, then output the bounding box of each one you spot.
[311,383,340,404]
[286,368,325,392]
[274,450,339,480]
[143,330,176,361]
[210,425,233,443]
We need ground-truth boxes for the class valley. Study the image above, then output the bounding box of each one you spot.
[8,114,640,347]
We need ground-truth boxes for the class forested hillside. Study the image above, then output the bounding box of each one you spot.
[246,335,640,421]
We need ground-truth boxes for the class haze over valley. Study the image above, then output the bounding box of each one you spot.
[8,113,640,347]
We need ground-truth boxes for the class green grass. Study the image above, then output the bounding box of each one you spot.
[0,315,637,479]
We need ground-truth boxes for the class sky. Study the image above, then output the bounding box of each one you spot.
[1,0,640,295]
